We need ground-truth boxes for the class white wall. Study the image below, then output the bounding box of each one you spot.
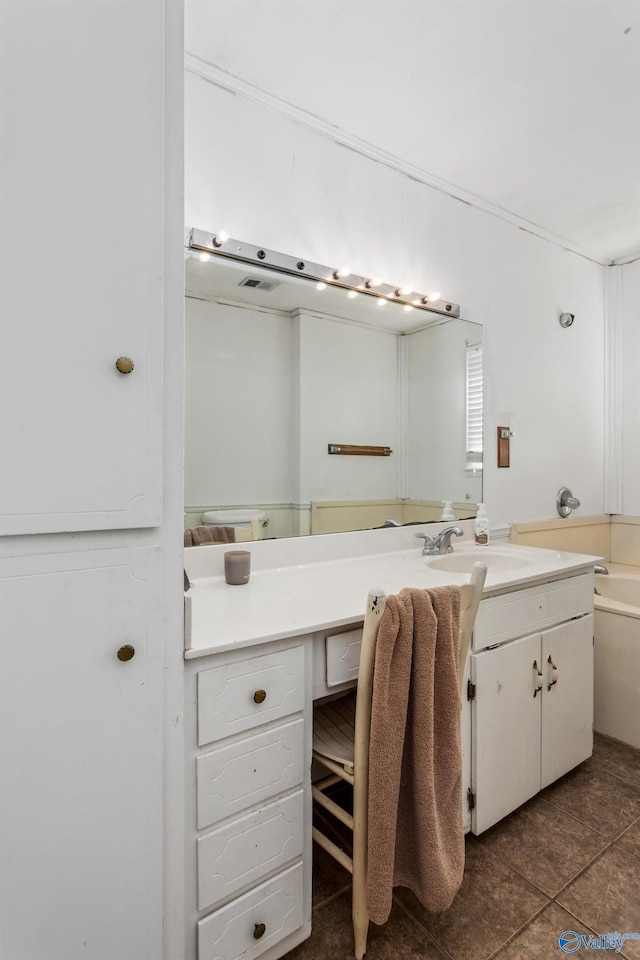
[297,313,399,501]
[185,72,606,527]
[620,258,640,514]
[185,298,294,507]
[408,319,483,505]
[185,301,400,509]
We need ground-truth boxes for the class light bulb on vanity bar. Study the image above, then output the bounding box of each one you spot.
[332,266,351,280]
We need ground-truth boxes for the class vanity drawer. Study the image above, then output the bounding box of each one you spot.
[198,645,305,746]
[197,717,304,829]
[197,789,304,910]
[326,627,363,687]
[473,573,593,651]
[197,861,304,960]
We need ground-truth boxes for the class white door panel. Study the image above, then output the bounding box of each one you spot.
[541,615,594,788]
[472,633,542,834]
[0,0,164,533]
[0,547,163,960]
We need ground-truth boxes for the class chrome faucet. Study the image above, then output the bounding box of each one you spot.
[593,563,608,595]
[415,525,464,556]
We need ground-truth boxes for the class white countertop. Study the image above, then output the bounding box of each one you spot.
[184,526,602,658]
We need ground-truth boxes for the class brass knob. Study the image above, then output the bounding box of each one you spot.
[115,356,135,375]
[253,923,266,940]
[117,644,135,662]
[253,689,267,704]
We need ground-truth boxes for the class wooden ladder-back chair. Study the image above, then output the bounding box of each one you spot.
[312,562,487,959]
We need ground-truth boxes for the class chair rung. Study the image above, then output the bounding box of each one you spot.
[314,774,342,791]
[312,827,353,874]
[312,786,354,830]
[312,751,354,784]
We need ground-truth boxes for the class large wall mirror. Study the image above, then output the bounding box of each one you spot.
[184,233,483,540]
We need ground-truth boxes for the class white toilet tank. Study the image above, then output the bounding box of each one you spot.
[202,509,267,537]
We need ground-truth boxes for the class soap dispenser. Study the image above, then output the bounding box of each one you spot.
[440,500,455,521]
[474,503,489,545]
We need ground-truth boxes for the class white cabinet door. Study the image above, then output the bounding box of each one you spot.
[471,633,542,834]
[541,615,594,789]
[0,0,164,534]
[0,548,162,960]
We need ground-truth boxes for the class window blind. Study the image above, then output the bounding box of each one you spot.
[466,345,483,470]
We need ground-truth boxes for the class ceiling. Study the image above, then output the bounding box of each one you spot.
[185,0,640,264]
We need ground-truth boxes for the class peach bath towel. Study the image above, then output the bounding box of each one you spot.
[183,525,236,547]
[366,585,463,924]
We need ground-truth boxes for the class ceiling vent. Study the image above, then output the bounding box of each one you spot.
[239,276,279,292]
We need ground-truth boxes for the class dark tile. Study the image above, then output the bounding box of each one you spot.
[493,903,605,959]
[312,842,351,910]
[592,732,640,789]
[558,845,640,959]
[542,759,640,839]
[284,890,449,960]
[312,789,355,908]
[617,819,640,861]
[395,837,548,960]
[477,795,609,896]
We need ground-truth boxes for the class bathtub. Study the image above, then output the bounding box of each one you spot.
[593,573,640,749]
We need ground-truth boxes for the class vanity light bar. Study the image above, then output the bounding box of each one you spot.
[188,228,461,319]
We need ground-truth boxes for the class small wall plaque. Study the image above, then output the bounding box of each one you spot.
[328,444,392,457]
[497,427,511,468]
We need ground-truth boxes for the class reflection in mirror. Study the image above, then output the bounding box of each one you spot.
[184,247,483,540]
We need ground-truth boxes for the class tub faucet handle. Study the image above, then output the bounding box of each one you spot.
[557,486,581,518]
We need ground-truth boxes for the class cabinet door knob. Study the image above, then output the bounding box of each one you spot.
[253,923,266,940]
[117,644,136,662]
[115,356,135,374]
[253,689,267,704]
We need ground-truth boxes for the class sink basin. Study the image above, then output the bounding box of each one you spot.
[427,551,531,573]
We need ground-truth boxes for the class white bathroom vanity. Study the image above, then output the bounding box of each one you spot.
[183,527,600,960]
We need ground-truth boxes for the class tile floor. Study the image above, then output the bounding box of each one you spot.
[285,733,640,960]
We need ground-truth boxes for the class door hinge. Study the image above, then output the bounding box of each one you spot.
[467,680,476,701]
[467,788,476,811]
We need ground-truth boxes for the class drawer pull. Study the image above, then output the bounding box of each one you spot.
[253,923,266,940]
[547,654,559,691]
[532,659,543,698]
[115,356,135,374]
[117,644,135,662]
[253,689,267,704]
